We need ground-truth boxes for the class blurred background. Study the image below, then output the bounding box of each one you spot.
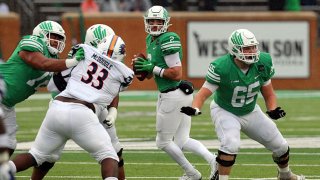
[0,0,320,90]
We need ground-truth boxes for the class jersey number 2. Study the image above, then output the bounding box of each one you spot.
[81,62,108,90]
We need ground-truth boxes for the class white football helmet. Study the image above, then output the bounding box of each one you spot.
[98,35,126,62]
[144,6,171,36]
[84,24,115,47]
[32,20,66,55]
[228,29,260,64]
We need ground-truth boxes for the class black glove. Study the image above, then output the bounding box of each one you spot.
[266,107,286,120]
[180,106,201,116]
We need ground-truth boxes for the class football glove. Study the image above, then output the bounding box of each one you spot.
[0,151,14,180]
[134,58,154,73]
[65,47,85,68]
[266,107,286,120]
[0,162,15,180]
[74,48,85,61]
[102,107,117,128]
[180,106,202,116]
[67,44,81,58]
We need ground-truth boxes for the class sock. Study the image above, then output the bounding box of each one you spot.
[104,177,118,180]
[162,141,195,173]
[183,138,216,166]
[278,166,290,173]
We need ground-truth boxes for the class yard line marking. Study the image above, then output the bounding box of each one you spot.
[52,162,320,167]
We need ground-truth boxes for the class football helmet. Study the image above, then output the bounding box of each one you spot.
[32,20,66,55]
[84,24,115,47]
[228,29,260,64]
[98,35,126,62]
[144,6,171,36]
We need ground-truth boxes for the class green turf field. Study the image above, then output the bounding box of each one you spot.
[12,91,320,179]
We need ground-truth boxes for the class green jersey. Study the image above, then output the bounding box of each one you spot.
[0,35,57,107]
[206,52,274,116]
[146,32,182,92]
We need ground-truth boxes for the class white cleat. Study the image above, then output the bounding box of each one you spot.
[277,170,305,180]
[179,169,202,180]
[209,158,218,180]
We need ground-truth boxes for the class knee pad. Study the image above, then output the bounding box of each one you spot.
[37,161,55,171]
[273,147,290,165]
[156,133,173,149]
[216,150,237,167]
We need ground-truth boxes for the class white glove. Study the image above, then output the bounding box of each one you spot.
[103,107,118,128]
[0,151,14,180]
[0,162,14,180]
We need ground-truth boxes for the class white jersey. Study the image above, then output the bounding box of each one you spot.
[59,44,134,107]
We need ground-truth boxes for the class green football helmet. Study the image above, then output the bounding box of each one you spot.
[228,29,260,64]
[32,20,66,55]
[84,24,115,47]
[144,6,171,36]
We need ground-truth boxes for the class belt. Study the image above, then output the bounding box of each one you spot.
[160,86,179,93]
[55,96,95,113]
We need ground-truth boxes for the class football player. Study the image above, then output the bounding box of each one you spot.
[181,29,305,180]
[0,74,14,180]
[133,5,217,180]
[0,20,82,156]
[8,36,134,180]
[46,24,127,180]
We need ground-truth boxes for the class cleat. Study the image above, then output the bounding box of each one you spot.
[209,159,219,180]
[179,169,202,180]
[277,170,305,180]
[209,169,218,180]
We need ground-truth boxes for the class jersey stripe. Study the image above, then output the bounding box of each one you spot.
[207,65,220,83]
[20,39,44,52]
[161,42,181,51]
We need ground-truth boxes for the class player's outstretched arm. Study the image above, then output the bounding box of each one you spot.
[19,49,84,72]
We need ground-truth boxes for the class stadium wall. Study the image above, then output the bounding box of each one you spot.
[0,12,318,90]
[0,13,20,61]
[61,11,319,90]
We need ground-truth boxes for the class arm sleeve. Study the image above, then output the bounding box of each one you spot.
[202,81,219,93]
[164,52,181,68]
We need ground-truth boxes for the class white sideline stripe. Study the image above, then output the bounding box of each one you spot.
[16,137,320,150]
[15,176,320,180]
[53,162,320,167]
[28,91,320,100]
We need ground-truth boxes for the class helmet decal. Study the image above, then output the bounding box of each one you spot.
[84,24,115,47]
[93,25,107,43]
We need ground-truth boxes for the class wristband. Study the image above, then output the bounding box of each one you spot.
[194,107,201,115]
[152,66,164,77]
[65,58,79,68]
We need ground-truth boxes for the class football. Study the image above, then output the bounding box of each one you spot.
[133,53,148,81]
